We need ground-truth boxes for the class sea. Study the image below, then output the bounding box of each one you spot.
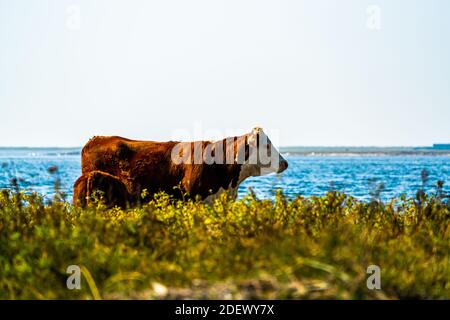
[0,147,449,202]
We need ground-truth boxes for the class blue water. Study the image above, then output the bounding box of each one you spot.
[0,148,449,202]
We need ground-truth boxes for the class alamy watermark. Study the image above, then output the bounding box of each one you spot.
[366,265,381,290]
[366,5,382,31]
[66,4,81,31]
[66,265,81,290]
[168,126,286,174]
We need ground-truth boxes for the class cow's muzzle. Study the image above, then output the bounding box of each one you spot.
[277,159,288,173]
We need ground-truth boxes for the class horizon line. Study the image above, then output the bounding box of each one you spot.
[0,144,449,149]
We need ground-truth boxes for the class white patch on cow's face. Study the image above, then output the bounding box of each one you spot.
[246,127,288,176]
[204,127,288,204]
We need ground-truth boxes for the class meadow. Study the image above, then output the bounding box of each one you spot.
[0,184,449,299]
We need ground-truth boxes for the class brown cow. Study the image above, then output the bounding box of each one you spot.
[73,170,130,208]
[73,127,288,207]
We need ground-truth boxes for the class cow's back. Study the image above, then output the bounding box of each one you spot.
[81,136,182,197]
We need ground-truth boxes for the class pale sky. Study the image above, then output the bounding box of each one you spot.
[1,0,449,147]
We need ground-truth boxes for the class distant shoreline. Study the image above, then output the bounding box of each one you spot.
[281,151,450,157]
[1,146,450,157]
[280,146,450,156]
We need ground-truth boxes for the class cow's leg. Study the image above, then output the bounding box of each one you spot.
[73,171,130,208]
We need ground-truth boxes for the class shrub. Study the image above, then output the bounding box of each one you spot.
[0,190,449,299]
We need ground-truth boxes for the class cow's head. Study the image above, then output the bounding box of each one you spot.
[236,127,288,177]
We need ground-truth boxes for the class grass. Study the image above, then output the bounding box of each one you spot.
[0,188,449,299]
